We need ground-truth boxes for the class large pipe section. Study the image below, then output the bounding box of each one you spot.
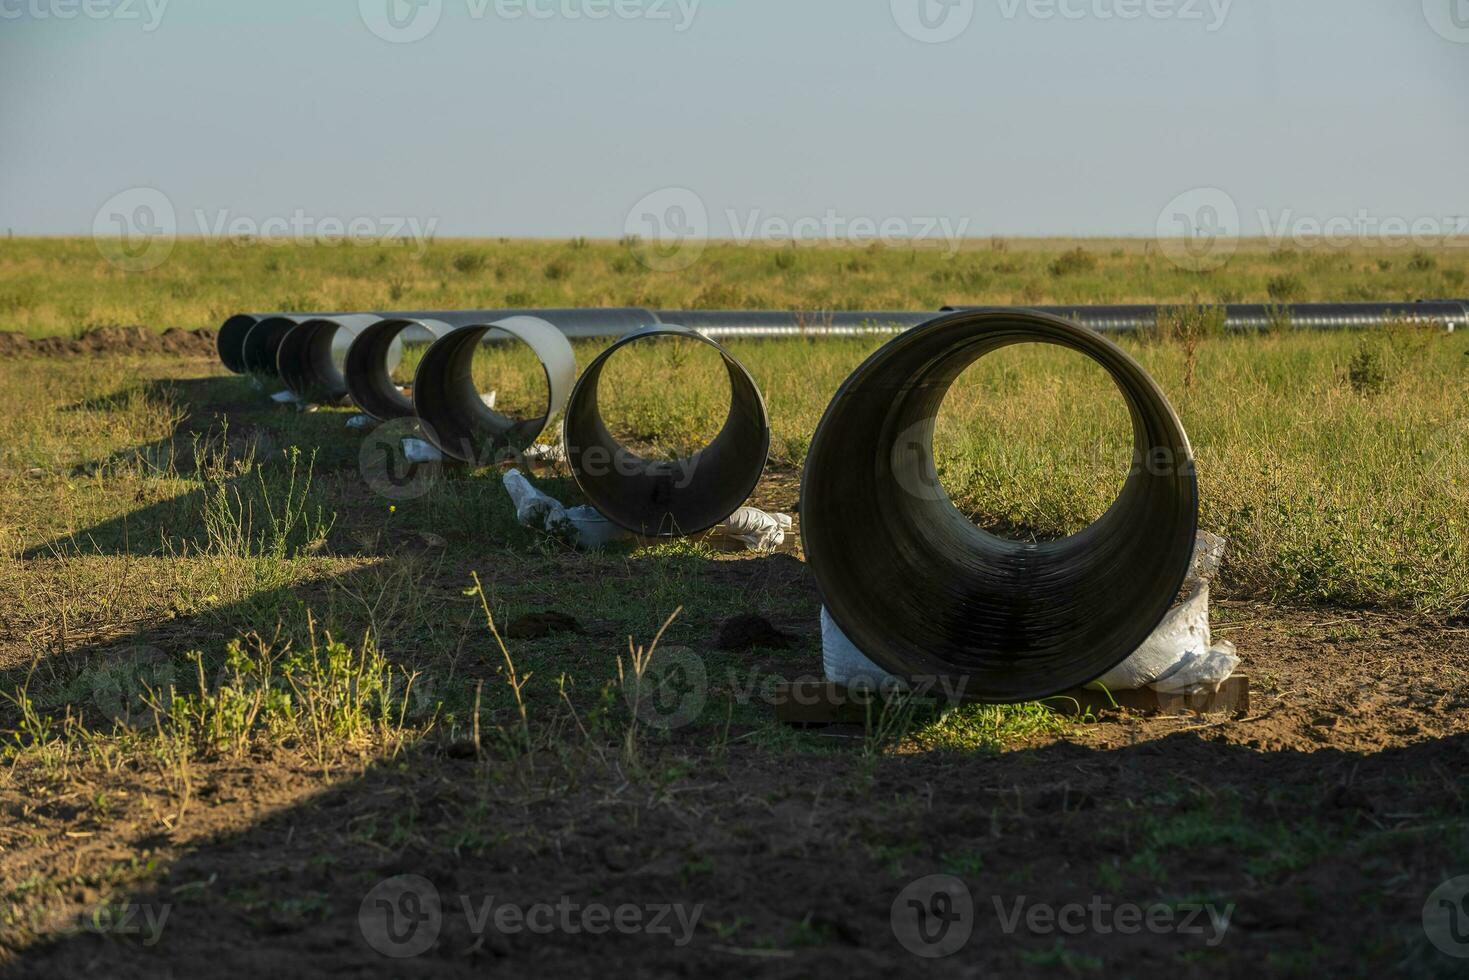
[800,308,1199,704]
[563,325,770,537]
[411,317,577,463]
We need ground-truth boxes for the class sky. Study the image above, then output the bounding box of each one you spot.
[1,0,1466,243]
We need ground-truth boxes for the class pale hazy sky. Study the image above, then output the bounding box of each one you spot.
[1,0,1466,241]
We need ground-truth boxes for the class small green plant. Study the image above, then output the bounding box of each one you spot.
[1408,250,1437,272]
[1347,342,1387,394]
[1266,273,1304,302]
[452,252,486,275]
[1048,247,1098,277]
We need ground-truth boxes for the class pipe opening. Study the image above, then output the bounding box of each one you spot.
[563,326,770,537]
[934,343,1133,543]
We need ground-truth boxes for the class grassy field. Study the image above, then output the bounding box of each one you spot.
[2,239,1468,976]
[3,235,1468,339]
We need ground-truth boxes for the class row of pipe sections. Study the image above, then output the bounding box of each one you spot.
[219,309,772,541]
[214,301,1447,700]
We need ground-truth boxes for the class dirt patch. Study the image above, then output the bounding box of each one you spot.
[0,326,217,359]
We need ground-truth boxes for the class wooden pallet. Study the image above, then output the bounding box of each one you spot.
[773,676,1250,726]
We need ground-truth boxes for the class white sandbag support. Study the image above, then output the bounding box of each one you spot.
[502,469,632,551]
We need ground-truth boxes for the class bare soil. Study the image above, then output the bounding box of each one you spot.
[2,591,1465,978]
[0,327,217,359]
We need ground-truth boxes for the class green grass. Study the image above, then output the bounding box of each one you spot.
[3,235,1467,340]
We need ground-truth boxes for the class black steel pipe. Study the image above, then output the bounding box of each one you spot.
[412,317,577,463]
[950,301,1469,334]
[563,325,770,537]
[801,308,1199,704]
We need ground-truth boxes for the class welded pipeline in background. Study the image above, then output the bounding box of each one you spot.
[563,325,770,536]
[222,300,1469,373]
[801,308,1199,705]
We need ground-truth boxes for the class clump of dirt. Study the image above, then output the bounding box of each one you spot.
[716,613,797,651]
[0,326,217,359]
[506,611,583,639]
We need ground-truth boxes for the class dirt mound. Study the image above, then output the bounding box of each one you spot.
[0,325,217,359]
